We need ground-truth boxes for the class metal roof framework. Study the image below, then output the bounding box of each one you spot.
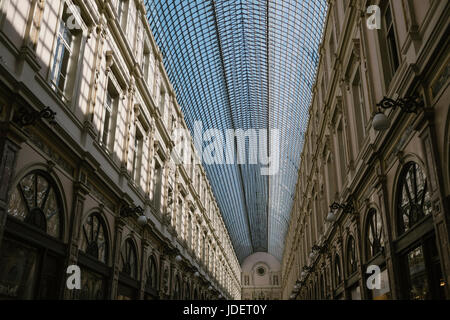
[144,0,328,262]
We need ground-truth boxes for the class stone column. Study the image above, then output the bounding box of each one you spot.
[352,200,367,300]
[417,111,450,298]
[62,177,89,300]
[85,17,107,132]
[17,0,46,73]
[0,119,27,251]
[110,217,126,299]
[376,164,400,300]
[120,79,136,179]
[139,238,150,299]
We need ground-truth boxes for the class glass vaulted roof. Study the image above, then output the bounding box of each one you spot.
[145,0,328,262]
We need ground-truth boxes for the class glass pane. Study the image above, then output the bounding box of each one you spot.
[7,188,27,221]
[350,285,361,300]
[399,163,432,234]
[79,268,105,300]
[372,269,391,300]
[406,246,429,300]
[36,175,49,208]
[0,239,39,300]
[97,225,107,264]
[38,254,61,299]
[117,284,136,300]
[44,188,60,238]
[20,174,35,209]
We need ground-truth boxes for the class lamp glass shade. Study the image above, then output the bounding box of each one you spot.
[137,215,148,226]
[326,211,336,222]
[373,112,390,131]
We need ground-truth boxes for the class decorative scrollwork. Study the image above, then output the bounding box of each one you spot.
[329,196,355,215]
[15,106,57,127]
[376,95,424,113]
[120,204,144,218]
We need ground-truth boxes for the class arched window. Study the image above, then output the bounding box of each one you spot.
[146,256,157,289]
[8,171,62,238]
[334,254,342,286]
[347,236,357,275]
[397,162,432,235]
[366,209,384,260]
[80,213,108,263]
[120,238,137,279]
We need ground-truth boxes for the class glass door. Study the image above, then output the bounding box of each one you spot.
[402,235,445,300]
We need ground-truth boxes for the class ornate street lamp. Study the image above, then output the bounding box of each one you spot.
[120,204,147,225]
[301,266,312,279]
[137,214,148,226]
[327,198,355,222]
[373,95,424,131]
[15,106,57,127]
[312,244,326,255]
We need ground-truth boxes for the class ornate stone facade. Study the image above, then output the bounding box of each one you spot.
[241,252,282,300]
[0,0,240,300]
[282,0,450,300]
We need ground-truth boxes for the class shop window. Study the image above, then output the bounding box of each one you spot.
[334,254,342,287]
[50,4,82,100]
[80,213,108,263]
[366,209,384,260]
[79,268,105,300]
[146,256,158,290]
[8,171,62,238]
[397,162,432,235]
[101,82,119,152]
[120,239,137,279]
[347,235,357,275]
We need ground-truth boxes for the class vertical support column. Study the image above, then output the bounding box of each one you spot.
[325,253,332,299]
[146,120,156,199]
[172,169,179,230]
[159,254,168,299]
[0,120,26,252]
[110,217,126,299]
[120,79,136,178]
[418,116,450,298]
[139,238,149,300]
[352,202,367,300]
[17,0,46,73]
[22,0,46,51]
[376,164,400,299]
[85,17,107,133]
[63,178,89,300]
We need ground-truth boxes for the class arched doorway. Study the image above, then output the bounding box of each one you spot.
[395,162,445,299]
[117,238,139,300]
[78,212,110,300]
[0,170,65,299]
